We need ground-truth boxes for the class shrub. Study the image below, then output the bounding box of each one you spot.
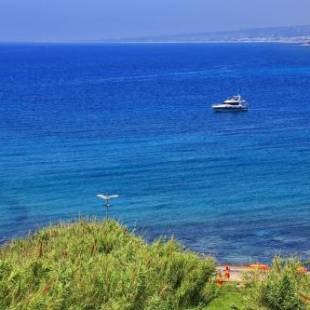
[0,220,216,310]
[243,257,310,310]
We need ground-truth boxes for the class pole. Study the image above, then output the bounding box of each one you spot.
[97,193,118,221]
[105,201,108,220]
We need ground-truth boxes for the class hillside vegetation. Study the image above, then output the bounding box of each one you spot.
[0,220,215,309]
[0,219,309,310]
[243,257,310,310]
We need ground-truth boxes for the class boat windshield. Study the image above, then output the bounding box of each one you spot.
[225,96,241,104]
[229,96,240,101]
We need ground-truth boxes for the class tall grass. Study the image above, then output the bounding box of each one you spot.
[0,220,216,309]
[243,257,310,310]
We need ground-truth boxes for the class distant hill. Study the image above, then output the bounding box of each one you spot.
[106,25,310,44]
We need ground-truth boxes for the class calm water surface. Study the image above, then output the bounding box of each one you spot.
[1,43,310,263]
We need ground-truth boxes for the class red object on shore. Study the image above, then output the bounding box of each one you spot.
[248,263,270,270]
[224,265,231,280]
[297,266,308,273]
[216,272,224,287]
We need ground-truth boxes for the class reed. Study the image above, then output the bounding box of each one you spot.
[0,219,216,309]
[243,257,310,310]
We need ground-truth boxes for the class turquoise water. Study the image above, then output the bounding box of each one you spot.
[1,43,310,263]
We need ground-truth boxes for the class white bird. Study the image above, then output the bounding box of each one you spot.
[96,193,119,219]
[97,194,119,201]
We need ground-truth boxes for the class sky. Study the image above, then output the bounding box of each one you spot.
[0,0,309,42]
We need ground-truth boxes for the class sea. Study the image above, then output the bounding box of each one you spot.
[1,43,310,263]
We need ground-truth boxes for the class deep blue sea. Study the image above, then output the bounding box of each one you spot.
[1,43,310,263]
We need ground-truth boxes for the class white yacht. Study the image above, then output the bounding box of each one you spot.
[212,95,248,112]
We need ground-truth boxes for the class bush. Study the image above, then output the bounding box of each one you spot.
[243,257,310,310]
[0,220,216,309]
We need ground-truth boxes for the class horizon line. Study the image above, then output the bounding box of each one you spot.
[0,23,310,45]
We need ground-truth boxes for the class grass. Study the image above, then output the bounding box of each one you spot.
[206,284,243,310]
[0,219,216,309]
[0,219,309,310]
[243,258,310,310]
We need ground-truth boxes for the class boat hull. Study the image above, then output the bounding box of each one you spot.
[213,107,248,112]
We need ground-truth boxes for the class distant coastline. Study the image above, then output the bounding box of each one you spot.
[1,24,310,45]
[2,40,308,45]
[101,40,310,45]
[98,24,310,46]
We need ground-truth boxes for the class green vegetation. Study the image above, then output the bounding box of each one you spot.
[243,257,310,310]
[206,258,310,310]
[0,220,216,309]
[206,284,243,310]
[0,219,309,310]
